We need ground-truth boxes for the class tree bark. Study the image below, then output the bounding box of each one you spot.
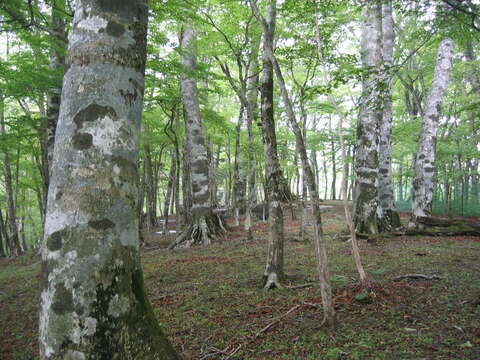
[39,2,179,358]
[263,26,336,324]
[0,97,22,256]
[143,141,156,229]
[353,1,386,235]
[378,0,401,227]
[249,0,285,289]
[410,38,454,227]
[244,33,261,237]
[170,26,224,249]
[233,106,245,226]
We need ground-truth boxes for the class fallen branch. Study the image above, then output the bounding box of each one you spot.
[285,282,316,290]
[391,274,442,282]
[253,304,301,339]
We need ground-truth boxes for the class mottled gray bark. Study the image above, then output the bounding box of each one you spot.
[410,38,454,227]
[170,26,224,249]
[249,0,285,289]
[46,0,67,178]
[0,97,22,256]
[0,209,6,257]
[378,0,400,227]
[353,0,385,234]
[39,1,179,359]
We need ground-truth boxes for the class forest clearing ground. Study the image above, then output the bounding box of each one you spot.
[0,202,479,359]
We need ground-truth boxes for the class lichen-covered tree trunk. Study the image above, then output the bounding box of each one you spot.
[163,147,177,235]
[353,1,386,235]
[410,38,454,227]
[0,97,22,256]
[46,0,66,178]
[170,27,224,249]
[39,1,180,359]
[249,0,285,289]
[378,0,401,228]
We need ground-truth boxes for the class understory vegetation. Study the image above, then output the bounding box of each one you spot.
[1,204,479,359]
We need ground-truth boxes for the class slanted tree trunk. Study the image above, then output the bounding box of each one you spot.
[39,1,180,359]
[410,38,454,227]
[163,148,176,236]
[249,0,285,289]
[170,27,224,249]
[378,0,401,228]
[0,97,22,256]
[258,13,335,323]
[353,1,386,235]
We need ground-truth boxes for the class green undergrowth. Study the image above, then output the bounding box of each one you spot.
[0,206,479,359]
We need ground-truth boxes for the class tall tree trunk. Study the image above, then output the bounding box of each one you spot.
[170,27,224,249]
[0,209,6,257]
[329,118,336,200]
[378,0,401,228]
[353,1,386,235]
[0,97,22,256]
[163,148,176,235]
[39,1,180,358]
[260,22,336,324]
[249,0,285,289]
[410,38,454,227]
[46,0,67,180]
[233,106,245,226]
[245,34,261,238]
[182,127,192,228]
[143,142,156,229]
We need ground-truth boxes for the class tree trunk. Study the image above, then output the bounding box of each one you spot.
[233,106,245,226]
[353,1,386,235]
[46,0,67,179]
[143,141,156,229]
[39,1,180,358]
[0,97,22,256]
[410,38,454,227]
[0,209,6,257]
[263,26,336,324]
[249,0,285,289]
[378,0,401,228]
[170,27,224,249]
[244,34,261,238]
[163,148,176,235]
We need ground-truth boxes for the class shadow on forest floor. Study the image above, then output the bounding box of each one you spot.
[1,202,479,359]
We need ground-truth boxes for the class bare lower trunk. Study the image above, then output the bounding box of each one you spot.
[39,2,179,358]
[410,38,454,227]
[233,106,245,226]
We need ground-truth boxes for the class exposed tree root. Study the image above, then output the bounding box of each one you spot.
[263,272,283,289]
[407,216,480,236]
[169,213,225,249]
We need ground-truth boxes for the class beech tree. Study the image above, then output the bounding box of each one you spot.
[169,26,224,249]
[410,38,454,227]
[39,1,179,358]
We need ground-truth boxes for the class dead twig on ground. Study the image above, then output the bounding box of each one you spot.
[391,274,442,281]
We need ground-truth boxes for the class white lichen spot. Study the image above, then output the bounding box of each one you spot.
[84,317,97,336]
[119,223,138,247]
[39,289,55,357]
[113,164,121,175]
[107,295,130,318]
[65,350,86,360]
[77,16,108,33]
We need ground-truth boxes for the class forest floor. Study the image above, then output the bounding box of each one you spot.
[0,201,479,359]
